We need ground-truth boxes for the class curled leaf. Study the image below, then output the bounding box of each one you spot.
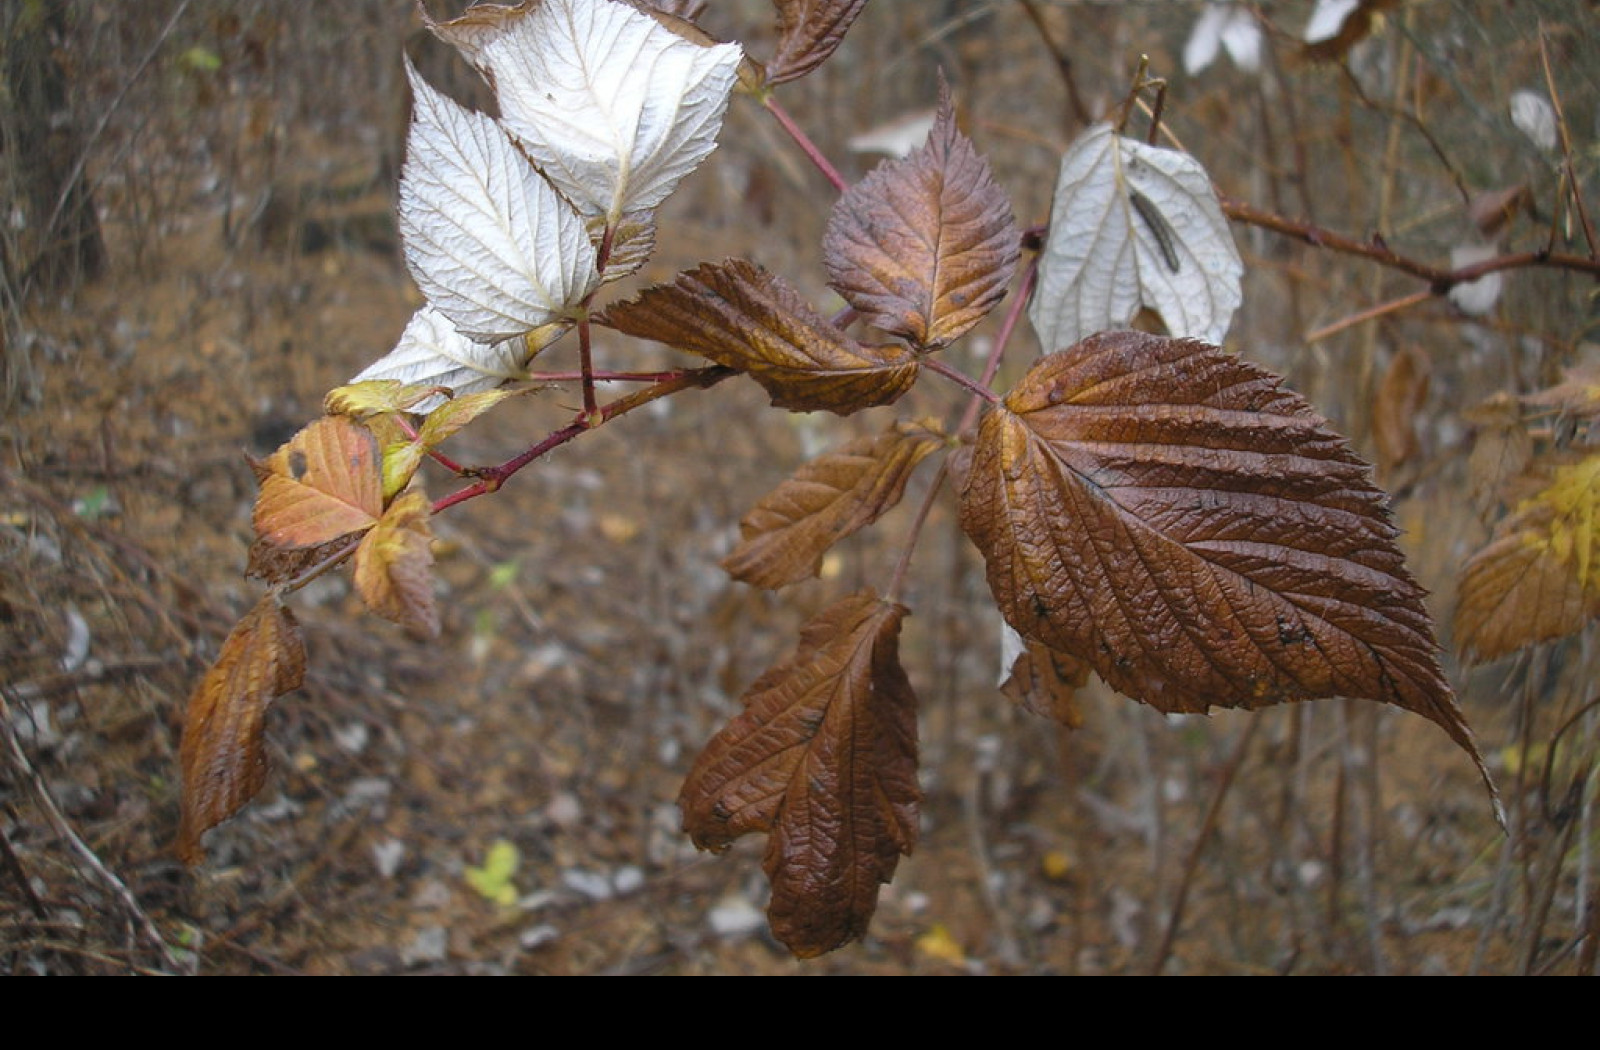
[600,259,920,414]
[1029,122,1242,350]
[824,82,1018,350]
[680,591,919,957]
[723,421,942,589]
[354,491,439,638]
[179,597,305,863]
[958,331,1490,792]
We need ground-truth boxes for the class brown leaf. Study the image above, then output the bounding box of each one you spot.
[1524,361,1600,425]
[1456,452,1600,663]
[600,259,919,414]
[680,591,919,957]
[253,416,383,548]
[723,421,942,589]
[1463,393,1533,509]
[1000,631,1088,729]
[178,596,306,864]
[765,0,870,87]
[354,490,439,638]
[1468,184,1531,240]
[1300,0,1400,63]
[824,82,1018,350]
[246,532,360,586]
[958,331,1488,785]
[1373,344,1430,476]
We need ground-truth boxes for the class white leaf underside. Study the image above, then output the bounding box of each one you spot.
[1029,122,1243,352]
[399,59,598,343]
[454,0,742,223]
[352,306,529,412]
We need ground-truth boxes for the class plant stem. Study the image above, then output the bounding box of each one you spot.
[764,95,847,194]
[432,366,735,514]
[922,356,998,405]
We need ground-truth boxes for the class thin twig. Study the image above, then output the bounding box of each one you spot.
[1147,717,1260,975]
[0,687,185,972]
[1538,24,1598,258]
[763,95,847,194]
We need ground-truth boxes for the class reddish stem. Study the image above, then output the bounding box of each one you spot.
[764,94,848,194]
[431,366,735,514]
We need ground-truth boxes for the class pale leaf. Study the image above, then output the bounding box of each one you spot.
[1029,122,1242,352]
[1185,4,1262,75]
[1510,89,1557,152]
[400,60,598,342]
[351,307,547,413]
[437,0,742,224]
[1448,242,1502,316]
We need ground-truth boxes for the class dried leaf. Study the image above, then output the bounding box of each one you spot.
[1373,344,1430,476]
[680,591,919,957]
[246,532,360,586]
[1463,393,1533,509]
[1301,0,1396,62]
[354,491,439,638]
[399,62,598,341]
[1524,362,1600,425]
[1457,453,1600,663]
[723,421,942,589]
[589,212,657,283]
[765,0,870,87]
[253,417,382,549]
[601,259,920,414]
[417,389,515,448]
[178,596,305,863]
[325,379,440,419]
[823,83,1018,350]
[1029,122,1242,351]
[1468,184,1531,241]
[958,331,1488,784]
[999,624,1088,728]
[435,0,743,223]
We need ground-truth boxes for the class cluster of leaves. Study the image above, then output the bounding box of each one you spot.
[180,0,1501,958]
